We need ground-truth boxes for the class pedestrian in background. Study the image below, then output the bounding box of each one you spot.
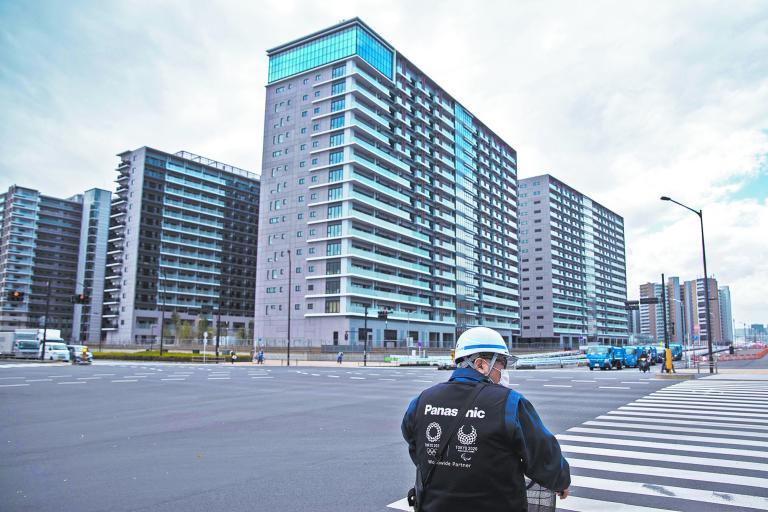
[337,351,344,365]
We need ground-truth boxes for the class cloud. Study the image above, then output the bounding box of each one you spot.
[0,0,766,322]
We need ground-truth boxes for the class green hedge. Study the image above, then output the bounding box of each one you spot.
[93,351,247,362]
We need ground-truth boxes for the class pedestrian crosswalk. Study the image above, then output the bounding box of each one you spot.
[557,377,768,511]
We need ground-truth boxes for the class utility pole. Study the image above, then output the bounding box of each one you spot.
[661,274,669,350]
[286,249,292,367]
[159,270,166,356]
[216,303,222,363]
[40,280,51,360]
[363,304,369,367]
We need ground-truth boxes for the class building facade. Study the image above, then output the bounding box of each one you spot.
[255,18,520,349]
[102,148,260,345]
[0,186,88,339]
[639,282,664,341]
[682,277,722,345]
[71,188,112,342]
[518,175,628,347]
[718,285,733,343]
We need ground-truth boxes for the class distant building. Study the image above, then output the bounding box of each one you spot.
[718,286,733,343]
[0,185,110,340]
[518,175,628,347]
[101,148,260,345]
[682,277,722,345]
[639,282,664,342]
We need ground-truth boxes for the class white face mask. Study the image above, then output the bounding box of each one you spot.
[498,368,510,387]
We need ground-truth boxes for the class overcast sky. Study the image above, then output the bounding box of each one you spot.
[1,0,766,325]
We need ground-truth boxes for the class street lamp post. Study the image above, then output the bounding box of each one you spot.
[286,249,292,367]
[363,304,369,367]
[660,196,714,373]
[158,269,166,356]
[39,280,52,360]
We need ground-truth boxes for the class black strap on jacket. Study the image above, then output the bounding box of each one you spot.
[418,382,488,500]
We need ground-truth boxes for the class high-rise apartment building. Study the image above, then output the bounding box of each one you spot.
[639,283,664,341]
[72,188,112,342]
[102,148,260,344]
[0,185,109,340]
[255,18,520,348]
[682,277,722,345]
[718,285,733,343]
[666,276,685,344]
[517,175,627,347]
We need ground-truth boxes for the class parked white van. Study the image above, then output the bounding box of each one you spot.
[40,342,70,362]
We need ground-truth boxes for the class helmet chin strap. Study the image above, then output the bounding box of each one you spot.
[472,353,499,382]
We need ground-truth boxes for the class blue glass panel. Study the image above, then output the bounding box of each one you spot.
[269,24,393,83]
[355,27,393,79]
[268,27,357,83]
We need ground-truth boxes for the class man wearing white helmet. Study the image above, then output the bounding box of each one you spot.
[401,327,570,511]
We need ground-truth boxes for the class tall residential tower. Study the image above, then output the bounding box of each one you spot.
[102,148,260,345]
[255,18,520,348]
[518,175,628,347]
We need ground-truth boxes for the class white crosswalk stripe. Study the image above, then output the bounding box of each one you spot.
[557,377,768,511]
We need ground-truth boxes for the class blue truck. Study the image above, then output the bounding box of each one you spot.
[586,345,625,370]
[623,346,640,368]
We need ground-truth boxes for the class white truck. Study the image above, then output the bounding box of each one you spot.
[0,329,65,358]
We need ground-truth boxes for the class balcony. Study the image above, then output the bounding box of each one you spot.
[350,227,430,258]
[350,171,409,204]
[350,153,409,188]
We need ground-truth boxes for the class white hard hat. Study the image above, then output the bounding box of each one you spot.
[454,327,511,363]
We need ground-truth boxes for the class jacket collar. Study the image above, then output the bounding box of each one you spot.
[449,366,492,383]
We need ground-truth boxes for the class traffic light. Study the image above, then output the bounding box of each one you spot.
[73,294,89,304]
[7,290,24,302]
[377,309,388,320]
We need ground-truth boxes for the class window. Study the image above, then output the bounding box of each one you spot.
[312,140,319,148]
[301,111,308,118]
[300,144,306,150]
[302,94,309,101]
[313,107,320,114]
[303,78,309,85]
[328,186,342,200]
[275,86,285,93]
[314,90,321,97]
[331,99,345,112]
[307,303,314,310]
[328,168,343,182]
[311,158,318,165]
[330,115,345,129]
[315,74,321,81]
[327,222,342,237]
[295,267,302,274]
[332,64,346,78]
[327,204,342,218]
[329,151,344,164]
[326,241,341,256]
[296,231,303,238]
[331,81,345,95]
[298,195,304,202]
[300,161,306,168]
[308,247,316,254]
[308,265,315,272]
[325,278,340,294]
[298,178,305,185]
[326,260,341,274]
[301,127,307,134]
[310,192,317,200]
[311,175,318,182]
[325,299,340,313]
[329,133,344,146]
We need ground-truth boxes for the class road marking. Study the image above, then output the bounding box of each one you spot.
[58,381,87,385]
[568,457,768,488]
[619,404,768,419]
[568,475,768,511]
[651,391,768,402]
[594,377,617,380]
[637,398,768,410]
[610,408,768,424]
[413,380,431,383]
[543,384,572,388]
[327,375,340,378]
[311,373,320,376]
[48,375,72,378]
[25,379,52,382]
[386,498,410,510]
[350,377,366,380]
[620,381,650,384]
[572,380,596,383]
[77,377,101,380]
[251,376,273,379]
[567,426,768,448]
[556,433,768,459]
[599,413,768,431]
[548,496,672,512]
[379,378,395,381]
[111,379,138,383]
[0,383,29,387]
[599,386,630,389]
[207,377,230,380]
[93,373,115,376]
[161,378,186,381]
[583,420,767,438]
[526,378,548,381]
[0,376,24,380]
[560,444,768,472]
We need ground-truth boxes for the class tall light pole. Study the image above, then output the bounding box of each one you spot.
[286,249,292,367]
[158,269,166,356]
[660,196,714,373]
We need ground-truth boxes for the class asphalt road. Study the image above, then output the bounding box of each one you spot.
[0,361,765,511]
